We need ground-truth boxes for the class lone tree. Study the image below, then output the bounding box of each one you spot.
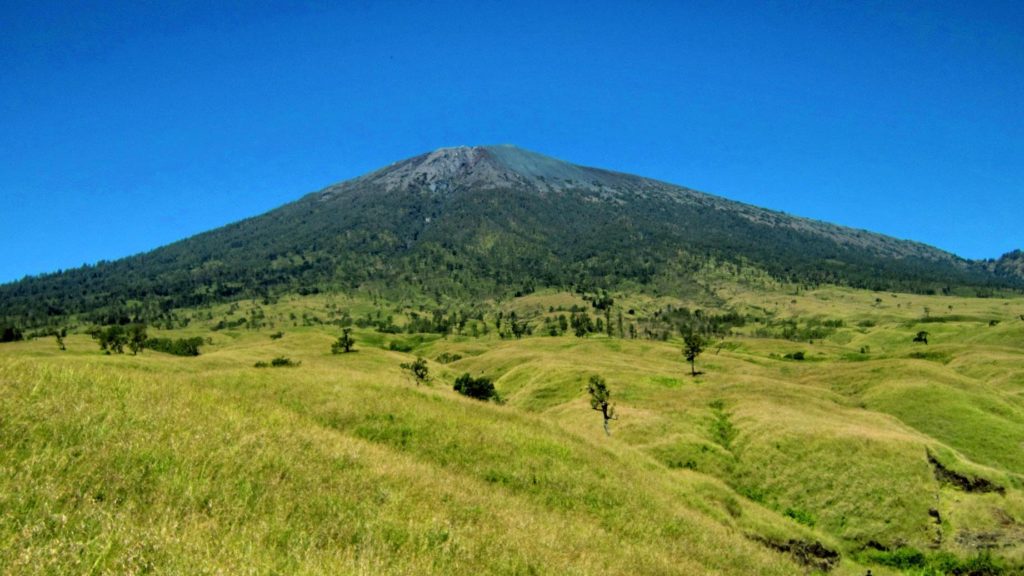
[913,331,929,345]
[683,333,705,376]
[401,356,430,385]
[55,328,67,351]
[587,375,617,436]
[332,328,355,354]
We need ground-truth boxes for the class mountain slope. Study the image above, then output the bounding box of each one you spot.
[0,145,1015,326]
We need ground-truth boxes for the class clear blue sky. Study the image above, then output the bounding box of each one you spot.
[2,1,1021,283]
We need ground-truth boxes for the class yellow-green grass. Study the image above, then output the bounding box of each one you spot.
[4,283,1024,573]
[1,334,832,575]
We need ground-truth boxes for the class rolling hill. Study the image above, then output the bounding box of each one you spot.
[4,146,1024,574]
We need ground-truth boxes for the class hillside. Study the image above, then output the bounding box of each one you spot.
[3,285,1024,574]
[0,145,1017,329]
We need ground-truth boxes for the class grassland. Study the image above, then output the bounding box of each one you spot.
[3,285,1024,574]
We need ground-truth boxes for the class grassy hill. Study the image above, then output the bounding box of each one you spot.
[3,283,1024,574]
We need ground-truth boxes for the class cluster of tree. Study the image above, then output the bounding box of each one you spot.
[749,317,842,342]
[145,336,204,356]
[87,324,148,355]
[496,310,531,339]
[405,308,476,335]
[1,326,23,342]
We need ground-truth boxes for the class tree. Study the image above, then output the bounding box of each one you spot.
[401,356,429,385]
[913,331,929,344]
[587,375,617,436]
[127,323,147,355]
[683,333,705,376]
[55,328,67,351]
[332,328,355,353]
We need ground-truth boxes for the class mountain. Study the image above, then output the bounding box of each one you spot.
[0,145,1017,326]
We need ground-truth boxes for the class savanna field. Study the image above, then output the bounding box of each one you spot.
[3,283,1024,575]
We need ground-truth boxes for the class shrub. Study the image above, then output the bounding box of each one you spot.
[453,373,495,401]
[255,356,301,368]
[400,356,429,385]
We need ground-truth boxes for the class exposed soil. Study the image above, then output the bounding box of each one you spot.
[927,451,1005,495]
[749,535,840,572]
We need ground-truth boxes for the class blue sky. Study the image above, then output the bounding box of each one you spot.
[1,0,1021,283]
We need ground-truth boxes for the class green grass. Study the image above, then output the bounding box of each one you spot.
[4,284,1024,573]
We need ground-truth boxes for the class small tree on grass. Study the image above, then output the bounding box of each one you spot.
[400,356,430,385]
[55,328,67,351]
[332,328,355,354]
[913,331,929,345]
[587,375,617,436]
[683,333,705,376]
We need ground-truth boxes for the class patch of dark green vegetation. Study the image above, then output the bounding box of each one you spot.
[860,545,1009,575]
[708,399,737,451]
[909,350,952,363]
[453,373,497,402]
[435,352,462,364]
[388,340,414,352]
[783,507,816,527]
[1,325,23,342]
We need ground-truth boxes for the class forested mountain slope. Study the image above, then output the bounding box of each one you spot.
[1,145,1016,328]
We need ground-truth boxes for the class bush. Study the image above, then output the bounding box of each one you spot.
[454,373,496,401]
[783,351,805,361]
[255,356,301,368]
